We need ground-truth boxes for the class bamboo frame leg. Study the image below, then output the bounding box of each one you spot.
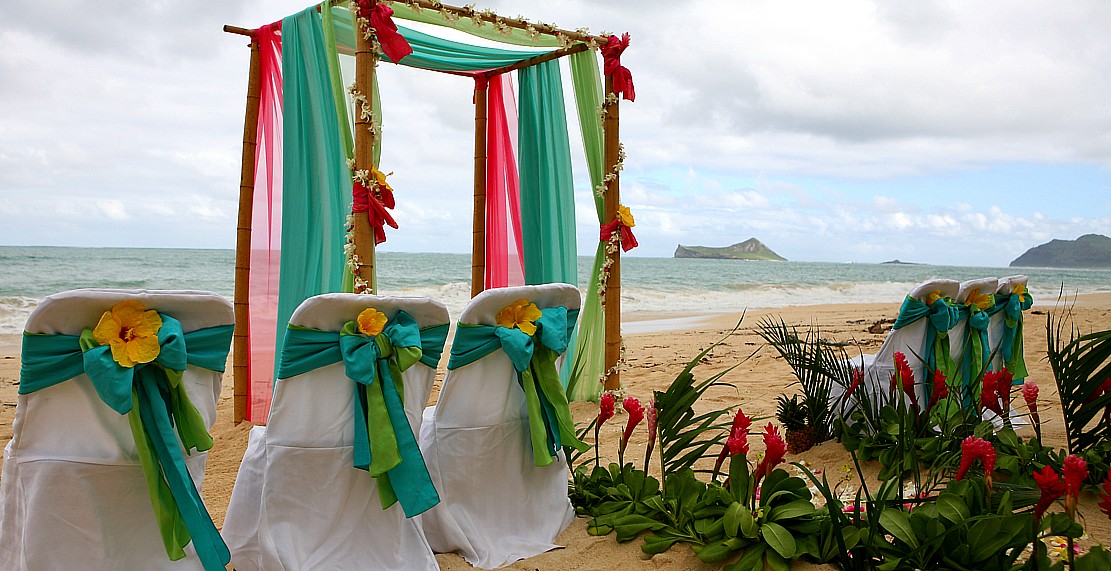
[603,76,622,391]
[352,3,378,293]
[471,79,489,296]
[233,36,262,425]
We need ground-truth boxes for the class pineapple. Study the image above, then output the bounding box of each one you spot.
[776,394,815,453]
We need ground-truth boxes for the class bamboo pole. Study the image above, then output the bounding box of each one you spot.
[471,80,488,296]
[603,75,621,392]
[481,43,591,78]
[352,5,378,293]
[232,34,262,425]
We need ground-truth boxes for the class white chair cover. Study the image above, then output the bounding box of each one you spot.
[949,277,1000,368]
[987,275,1029,371]
[417,283,581,569]
[845,279,960,408]
[0,289,232,570]
[222,293,448,571]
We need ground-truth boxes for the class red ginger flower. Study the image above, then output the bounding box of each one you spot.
[1033,465,1066,522]
[754,424,786,482]
[956,436,996,493]
[981,368,1012,416]
[891,352,918,411]
[1023,381,1041,429]
[598,392,616,427]
[928,369,949,410]
[621,397,645,447]
[1063,454,1088,517]
[845,369,863,399]
[714,408,752,476]
[1097,468,1111,520]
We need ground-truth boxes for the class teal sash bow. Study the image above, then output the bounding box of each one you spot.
[988,290,1033,382]
[278,311,446,518]
[892,295,960,401]
[957,302,993,408]
[447,307,589,467]
[19,317,234,571]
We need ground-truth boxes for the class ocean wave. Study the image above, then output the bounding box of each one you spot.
[0,296,38,334]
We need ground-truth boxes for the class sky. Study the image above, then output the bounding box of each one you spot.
[2,0,1110,268]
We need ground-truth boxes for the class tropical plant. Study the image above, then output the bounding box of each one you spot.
[1046,304,1111,455]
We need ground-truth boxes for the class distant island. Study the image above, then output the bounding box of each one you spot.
[1010,234,1111,269]
[881,259,923,265]
[674,238,786,261]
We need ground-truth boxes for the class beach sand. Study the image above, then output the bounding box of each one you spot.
[2,295,1110,569]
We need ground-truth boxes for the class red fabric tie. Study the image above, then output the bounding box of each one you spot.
[600,217,638,252]
[355,1,413,63]
[601,33,635,102]
[352,181,398,245]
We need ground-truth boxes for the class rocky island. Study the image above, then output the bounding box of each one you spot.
[1010,234,1111,269]
[674,238,786,261]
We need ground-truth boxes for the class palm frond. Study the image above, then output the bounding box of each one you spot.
[1047,300,1111,453]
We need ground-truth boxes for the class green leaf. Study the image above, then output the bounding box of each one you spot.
[767,499,817,522]
[723,544,766,571]
[724,501,743,538]
[760,521,796,559]
[640,534,682,555]
[879,509,919,549]
[936,492,970,523]
[765,547,791,571]
[739,504,758,538]
[694,540,735,564]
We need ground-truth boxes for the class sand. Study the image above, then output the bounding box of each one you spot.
[2,295,1110,569]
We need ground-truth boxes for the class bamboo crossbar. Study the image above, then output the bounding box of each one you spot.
[233,35,262,425]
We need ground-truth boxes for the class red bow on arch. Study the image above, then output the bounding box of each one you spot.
[355,1,413,63]
[600,216,638,252]
[352,181,398,245]
[601,33,635,102]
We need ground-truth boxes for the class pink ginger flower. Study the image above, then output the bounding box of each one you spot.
[713,408,751,476]
[928,369,949,410]
[1063,454,1088,518]
[1023,381,1041,432]
[643,398,658,472]
[598,392,616,427]
[891,352,918,411]
[1033,465,1065,522]
[621,397,645,445]
[956,436,996,493]
[981,369,1013,417]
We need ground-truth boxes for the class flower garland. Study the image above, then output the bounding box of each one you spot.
[595,141,628,303]
[381,0,607,49]
[597,338,627,390]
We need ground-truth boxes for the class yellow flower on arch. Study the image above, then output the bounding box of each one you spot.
[1013,283,1027,303]
[926,289,943,306]
[371,167,393,194]
[965,288,993,311]
[617,204,635,228]
[92,300,163,368]
[496,299,542,336]
[357,308,388,337]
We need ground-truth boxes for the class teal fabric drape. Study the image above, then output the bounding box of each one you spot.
[957,304,994,408]
[19,320,234,571]
[277,313,448,518]
[891,295,960,401]
[988,290,1033,382]
[277,8,352,377]
[565,50,606,402]
[328,9,553,72]
[519,60,578,285]
[447,308,587,466]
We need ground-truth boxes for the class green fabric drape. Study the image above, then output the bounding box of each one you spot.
[322,6,357,294]
[19,320,234,571]
[277,8,352,374]
[519,59,578,285]
[565,50,607,402]
[447,307,587,466]
[277,313,447,518]
[957,303,994,408]
[388,4,561,48]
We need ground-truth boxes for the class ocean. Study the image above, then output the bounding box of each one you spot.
[2,245,1110,334]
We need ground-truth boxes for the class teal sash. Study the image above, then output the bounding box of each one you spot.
[892,295,960,401]
[447,307,589,467]
[19,318,234,571]
[957,303,993,408]
[988,290,1033,382]
[277,311,446,518]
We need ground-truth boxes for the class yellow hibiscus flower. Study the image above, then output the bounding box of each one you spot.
[1013,282,1027,303]
[371,167,393,193]
[496,299,542,336]
[617,204,635,228]
[92,300,163,368]
[357,308,388,337]
[926,289,943,306]
[965,288,993,310]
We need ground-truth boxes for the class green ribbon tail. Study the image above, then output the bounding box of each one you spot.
[363,369,401,477]
[518,367,554,467]
[164,368,213,453]
[1005,319,1029,380]
[127,390,190,561]
[934,331,957,383]
[533,346,588,454]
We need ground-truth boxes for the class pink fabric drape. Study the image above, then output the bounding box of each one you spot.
[247,24,283,423]
[484,74,525,289]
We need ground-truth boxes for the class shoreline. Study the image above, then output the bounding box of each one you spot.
[2,294,1110,569]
